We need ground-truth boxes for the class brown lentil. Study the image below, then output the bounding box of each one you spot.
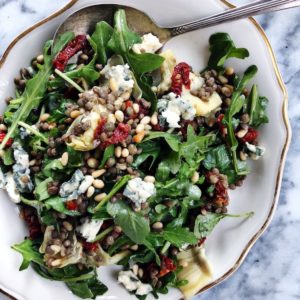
[62,221,73,231]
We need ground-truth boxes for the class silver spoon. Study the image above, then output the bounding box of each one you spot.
[55,0,300,44]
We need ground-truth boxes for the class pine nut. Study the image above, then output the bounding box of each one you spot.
[152,222,163,231]
[62,221,73,231]
[218,75,228,84]
[40,113,50,122]
[225,67,234,76]
[109,78,118,92]
[150,113,158,125]
[114,146,122,158]
[138,268,144,278]
[94,193,107,202]
[51,259,62,267]
[236,129,248,138]
[87,158,99,169]
[132,264,139,276]
[136,124,145,133]
[108,113,116,124]
[70,110,81,119]
[29,159,36,166]
[209,174,219,184]
[240,151,248,161]
[115,110,124,122]
[140,116,151,125]
[50,245,61,253]
[130,244,139,251]
[36,54,44,64]
[191,171,200,183]
[144,176,155,183]
[87,186,95,198]
[0,124,7,131]
[93,179,105,189]
[121,148,129,158]
[61,152,68,166]
[91,169,106,178]
[132,103,139,113]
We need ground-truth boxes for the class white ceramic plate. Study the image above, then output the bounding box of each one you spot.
[0,0,291,299]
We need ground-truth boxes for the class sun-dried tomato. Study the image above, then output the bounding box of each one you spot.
[216,114,227,136]
[107,123,130,146]
[65,200,78,211]
[158,255,176,278]
[171,62,191,95]
[53,35,87,71]
[83,241,98,251]
[241,128,259,143]
[0,132,13,147]
[22,207,41,240]
[206,171,229,207]
[198,237,207,246]
[94,118,107,140]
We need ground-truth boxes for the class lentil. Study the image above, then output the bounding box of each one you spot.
[62,221,73,231]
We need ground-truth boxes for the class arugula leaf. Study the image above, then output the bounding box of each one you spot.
[12,239,43,271]
[143,132,180,152]
[91,21,114,65]
[194,212,254,238]
[108,9,163,112]
[45,196,81,216]
[223,65,258,174]
[108,9,141,55]
[2,148,14,165]
[208,32,249,68]
[0,33,73,150]
[180,126,215,165]
[67,277,108,299]
[42,159,64,177]
[163,227,198,248]
[126,51,164,75]
[203,145,231,171]
[132,140,161,169]
[247,85,269,128]
[107,201,150,244]
[34,178,52,201]
[67,146,84,167]
[94,175,131,211]
[47,98,73,123]
[99,144,114,168]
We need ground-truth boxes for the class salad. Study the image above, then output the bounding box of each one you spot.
[0,9,268,300]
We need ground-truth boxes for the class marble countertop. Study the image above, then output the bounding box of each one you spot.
[0,1,299,300]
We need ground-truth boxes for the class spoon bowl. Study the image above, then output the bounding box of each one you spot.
[54,0,300,45]
[55,5,171,44]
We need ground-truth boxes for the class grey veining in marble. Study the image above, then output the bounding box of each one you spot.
[0,1,300,300]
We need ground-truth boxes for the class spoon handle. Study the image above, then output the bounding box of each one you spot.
[170,0,300,36]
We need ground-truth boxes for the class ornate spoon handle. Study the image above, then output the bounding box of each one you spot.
[170,0,300,36]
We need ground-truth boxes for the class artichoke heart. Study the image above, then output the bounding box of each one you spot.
[157,50,177,94]
[177,247,213,299]
[67,104,107,151]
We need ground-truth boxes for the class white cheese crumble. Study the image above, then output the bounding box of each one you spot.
[5,172,20,203]
[77,219,103,242]
[157,92,196,128]
[123,178,156,208]
[132,33,162,54]
[12,142,33,193]
[101,64,134,96]
[246,142,266,160]
[118,270,153,296]
[59,170,93,201]
[0,168,6,189]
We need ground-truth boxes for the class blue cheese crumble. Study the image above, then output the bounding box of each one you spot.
[246,142,266,160]
[118,270,153,296]
[132,33,162,54]
[101,64,134,96]
[77,219,103,242]
[59,169,93,201]
[157,92,196,128]
[12,142,33,193]
[123,178,156,208]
